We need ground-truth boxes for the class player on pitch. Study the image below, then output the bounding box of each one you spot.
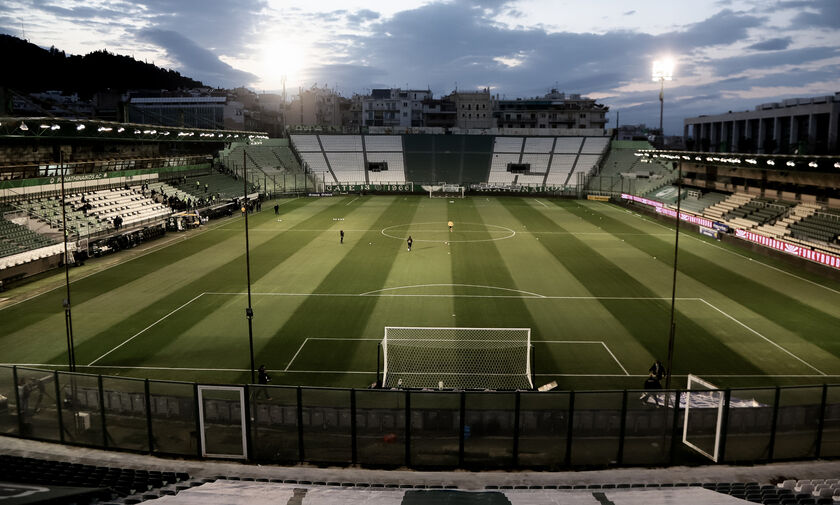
[448,220,454,232]
[407,235,413,252]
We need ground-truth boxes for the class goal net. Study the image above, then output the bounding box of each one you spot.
[381,327,532,390]
[429,184,465,198]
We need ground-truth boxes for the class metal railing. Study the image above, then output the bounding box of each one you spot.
[2,365,838,469]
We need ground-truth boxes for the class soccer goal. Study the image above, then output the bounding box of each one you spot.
[429,184,465,198]
[380,327,533,390]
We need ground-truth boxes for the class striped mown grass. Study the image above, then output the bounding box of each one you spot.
[1,195,839,390]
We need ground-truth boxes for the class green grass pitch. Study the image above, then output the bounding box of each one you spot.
[2,195,840,391]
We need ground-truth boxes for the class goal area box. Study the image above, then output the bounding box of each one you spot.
[380,327,533,390]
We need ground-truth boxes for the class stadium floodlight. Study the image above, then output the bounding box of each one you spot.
[19,122,29,131]
[51,124,60,130]
[40,124,50,129]
[652,58,675,135]
[809,161,818,168]
[117,127,125,133]
[76,124,85,131]
[786,161,795,167]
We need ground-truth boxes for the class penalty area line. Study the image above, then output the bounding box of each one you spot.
[87,292,206,366]
[699,298,826,376]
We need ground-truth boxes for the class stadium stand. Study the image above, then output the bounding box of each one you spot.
[553,137,583,153]
[220,141,303,183]
[519,153,551,185]
[320,135,363,152]
[580,137,610,154]
[494,136,525,153]
[183,174,257,200]
[789,212,840,252]
[64,188,171,229]
[0,453,193,502]
[587,141,675,195]
[677,191,728,215]
[0,217,61,270]
[326,152,367,183]
[723,198,795,228]
[702,193,755,223]
[287,134,609,188]
[488,153,521,184]
[364,135,403,151]
[366,152,407,183]
[524,137,554,153]
[299,151,333,181]
[545,154,576,186]
[754,202,818,239]
[289,134,322,152]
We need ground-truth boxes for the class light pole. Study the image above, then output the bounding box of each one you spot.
[652,59,674,136]
[243,148,256,385]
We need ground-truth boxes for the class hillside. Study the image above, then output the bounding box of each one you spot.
[0,34,203,97]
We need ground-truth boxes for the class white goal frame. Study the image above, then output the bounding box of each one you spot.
[682,374,725,462]
[381,326,533,390]
[429,184,465,198]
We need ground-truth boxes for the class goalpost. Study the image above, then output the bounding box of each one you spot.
[682,374,726,462]
[429,184,465,198]
[380,327,533,390]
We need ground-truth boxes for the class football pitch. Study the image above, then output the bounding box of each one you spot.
[2,195,840,391]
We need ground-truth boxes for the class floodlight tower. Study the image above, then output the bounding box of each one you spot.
[651,59,674,135]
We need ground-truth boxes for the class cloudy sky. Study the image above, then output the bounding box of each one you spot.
[1,0,838,133]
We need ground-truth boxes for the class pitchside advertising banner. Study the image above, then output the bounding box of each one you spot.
[473,185,566,194]
[325,183,415,193]
[621,193,840,270]
[736,229,840,269]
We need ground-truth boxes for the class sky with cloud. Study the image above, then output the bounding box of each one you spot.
[1,0,838,134]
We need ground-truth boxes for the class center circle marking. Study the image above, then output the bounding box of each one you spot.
[381,222,516,243]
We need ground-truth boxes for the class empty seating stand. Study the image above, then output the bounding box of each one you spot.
[0,453,191,502]
[723,198,794,229]
[789,212,840,252]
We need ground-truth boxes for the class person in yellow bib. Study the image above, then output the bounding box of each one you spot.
[448,220,454,232]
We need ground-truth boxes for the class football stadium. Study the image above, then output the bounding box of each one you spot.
[2,32,840,505]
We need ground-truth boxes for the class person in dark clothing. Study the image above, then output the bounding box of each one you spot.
[256,365,271,400]
[642,373,662,406]
[407,235,413,252]
[274,204,279,215]
[649,360,666,381]
[340,230,344,244]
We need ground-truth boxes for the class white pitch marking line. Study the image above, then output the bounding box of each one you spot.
[285,337,309,372]
[0,214,239,312]
[284,337,381,371]
[5,364,837,378]
[534,199,549,208]
[206,291,699,301]
[87,292,206,366]
[623,206,840,296]
[601,341,630,376]
[345,196,359,206]
[699,298,826,376]
[360,283,547,298]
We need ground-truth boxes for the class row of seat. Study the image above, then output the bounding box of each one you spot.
[0,453,190,500]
